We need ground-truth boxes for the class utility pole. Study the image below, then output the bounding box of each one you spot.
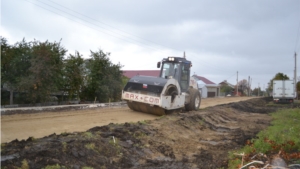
[250,78,252,96]
[258,83,260,97]
[248,76,250,96]
[295,53,298,100]
[236,71,239,96]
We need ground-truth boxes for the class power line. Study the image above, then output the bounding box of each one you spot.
[224,73,236,81]
[186,50,238,73]
[24,0,171,54]
[23,0,238,74]
[28,0,227,71]
[33,3,179,54]
[46,0,177,51]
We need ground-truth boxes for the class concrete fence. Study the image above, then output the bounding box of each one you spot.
[1,101,127,115]
[0,100,113,108]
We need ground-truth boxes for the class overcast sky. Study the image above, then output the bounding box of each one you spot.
[2,0,300,89]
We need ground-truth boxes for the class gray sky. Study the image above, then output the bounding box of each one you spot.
[2,0,300,90]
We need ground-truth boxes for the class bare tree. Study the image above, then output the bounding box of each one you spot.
[237,79,249,96]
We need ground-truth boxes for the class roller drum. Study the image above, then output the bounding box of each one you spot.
[127,101,165,116]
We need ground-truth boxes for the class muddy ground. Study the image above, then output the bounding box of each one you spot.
[1,98,299,168]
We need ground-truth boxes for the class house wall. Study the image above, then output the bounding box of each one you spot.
[207,87,219,97]
[194,75,220,98]
[207,87,217,92]
[197,83,208,98]
[199,87,208,98]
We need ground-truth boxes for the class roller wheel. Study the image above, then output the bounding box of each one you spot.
[185,88,201,111]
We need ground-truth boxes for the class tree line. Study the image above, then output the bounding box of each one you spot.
[220,72,300,97]
[1,37,126,105]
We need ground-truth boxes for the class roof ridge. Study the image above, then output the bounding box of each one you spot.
[193,75,216,85]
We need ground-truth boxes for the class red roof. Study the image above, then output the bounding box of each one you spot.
[193,75,215,84]
[122,70,160,79]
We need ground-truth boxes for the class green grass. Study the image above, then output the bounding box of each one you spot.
[133,131,147,138]
[255,108,300,152]
[85,143,95,150]
[228,108,300,168]
[108,137,122,154]
[265,102,292,107]
[83,132,93,139]
[1,143,6,152]
[20,159,29,169]
[42,164,63,169]
[27,136,36,141]
[199,119,205,125]
[60,132,69,136]
[62,142,67,152]
[139,120,147,124]
[82,167,94,169]
[158,115,165,119]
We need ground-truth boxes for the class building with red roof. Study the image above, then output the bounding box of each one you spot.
[192,75,216,85]
[193,75,220,98]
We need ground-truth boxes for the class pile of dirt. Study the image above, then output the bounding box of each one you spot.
[1,98,298,169]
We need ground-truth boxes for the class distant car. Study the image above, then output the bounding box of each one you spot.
[226,94,231,97]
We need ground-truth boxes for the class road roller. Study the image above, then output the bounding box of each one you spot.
[122,55,201,115]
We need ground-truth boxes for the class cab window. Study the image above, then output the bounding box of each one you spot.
[180,63,189,91]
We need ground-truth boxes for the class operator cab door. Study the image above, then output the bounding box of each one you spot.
[159,61,189,92]
[180,63,190,92]
[160,62,180,80]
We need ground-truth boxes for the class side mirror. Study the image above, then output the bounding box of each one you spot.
[157,62,161,68]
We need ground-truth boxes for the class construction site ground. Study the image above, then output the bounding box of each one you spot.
[1,97,297,168]
[1,97,252,143]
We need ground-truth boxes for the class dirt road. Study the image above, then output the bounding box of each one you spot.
[1,97,253,143]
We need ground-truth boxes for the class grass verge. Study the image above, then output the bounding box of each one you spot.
[228,108,300,168]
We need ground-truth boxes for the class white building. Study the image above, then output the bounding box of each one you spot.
[193,75,220,98]
[197,83,208,98]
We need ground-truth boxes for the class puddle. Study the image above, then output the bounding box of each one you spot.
[200,140,231,145]
[200,140,219,145]
[216,127,231,132]
[1,153,20,162]
[215,126,239,132]
[154,156,173,161]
